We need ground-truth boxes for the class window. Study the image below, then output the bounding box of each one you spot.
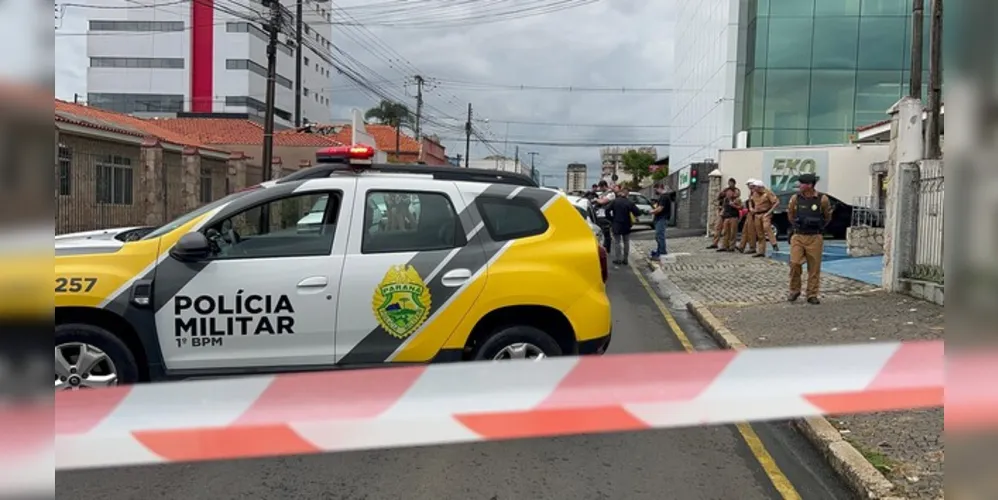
[207,192,339,259]
[90,57,184,69]
[811,17,859,69]
[89,20,184,32]
[768,0,813,17]
[87,93,184,113]
[304,56,310,66]
[766,18,813,68]
[95,155,133,205]
[303,87,309,97]
[763,70,811,129]
[224,96,292,122]
[858,17,907,70]
[225,59,292,89]
[809,70,857,129]
[815,0,859,15]
[200,166,213,203]
[476,197,549,241]
[855,70,904,125]
[861,0,906,16]
[57,144,71,196]
[362,191,464,254]
[227,21,266,40]
[746,70,766,128]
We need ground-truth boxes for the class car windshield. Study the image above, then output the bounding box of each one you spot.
[141,188,259,240]
[574,205,588,220]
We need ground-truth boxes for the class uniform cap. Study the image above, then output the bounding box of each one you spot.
[746,178,759,185]
[798,173,818,185]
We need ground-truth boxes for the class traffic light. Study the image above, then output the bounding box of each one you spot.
[690,167,699,190]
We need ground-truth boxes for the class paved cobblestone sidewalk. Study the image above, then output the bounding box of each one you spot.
[633,236,876,305]
[633,236,945,499]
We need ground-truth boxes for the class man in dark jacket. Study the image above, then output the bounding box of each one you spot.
[604,187,641,265]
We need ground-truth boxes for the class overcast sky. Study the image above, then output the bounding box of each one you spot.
[54,0,674,188]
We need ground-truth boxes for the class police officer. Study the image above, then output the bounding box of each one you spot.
[736,179,759,253]
[594,180,616,252]
[707,178,740,249]
[749,179,780,257]
[787,173,832,304]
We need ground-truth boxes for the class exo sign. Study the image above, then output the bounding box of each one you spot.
[761,150,829,193]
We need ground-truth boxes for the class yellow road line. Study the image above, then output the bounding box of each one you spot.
[628,263,802,500]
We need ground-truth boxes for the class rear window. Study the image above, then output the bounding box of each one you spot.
[477,197,548,241]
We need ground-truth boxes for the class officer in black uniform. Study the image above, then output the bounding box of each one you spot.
[786,173,833,304]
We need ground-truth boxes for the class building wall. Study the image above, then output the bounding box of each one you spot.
[419,138,447,166]
[86,0,333,126]
[741,0,930,147]
[669,0,741,172]
[56,134,144,233]
[566,164,587,191]
[716,143,888,203]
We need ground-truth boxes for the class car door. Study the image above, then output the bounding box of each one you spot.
[153,179,355,372]
[335,177,486,365]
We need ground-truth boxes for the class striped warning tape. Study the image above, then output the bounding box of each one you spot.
[44,340,951,474]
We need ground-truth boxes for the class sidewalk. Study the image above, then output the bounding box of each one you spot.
[632,236,944,500]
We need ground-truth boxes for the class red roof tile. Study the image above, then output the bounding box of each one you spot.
[332,124,420,153]
[54,100,227,153]
[148,117,344,147]
[856,119,891,132]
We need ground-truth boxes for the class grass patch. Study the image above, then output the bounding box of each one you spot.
[846,438,897,476]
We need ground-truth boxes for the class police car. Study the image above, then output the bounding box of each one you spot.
[54,144,612,389]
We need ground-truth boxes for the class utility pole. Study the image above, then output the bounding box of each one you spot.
[527,151,538,179]
[414,75,425,140]
[464,103,472,168]
[261,0,282,181]
[924,0,943,159]
[294,0,303,126]
[909,0,924,99]
[514,145,519,173]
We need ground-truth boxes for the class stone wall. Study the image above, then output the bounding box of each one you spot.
[846,226,884,257]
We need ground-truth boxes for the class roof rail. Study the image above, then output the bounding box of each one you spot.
[276,162,538,187]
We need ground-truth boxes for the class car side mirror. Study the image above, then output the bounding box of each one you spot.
[170,232,212,262]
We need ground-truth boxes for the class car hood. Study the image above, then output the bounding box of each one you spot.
[54,226,143,242]
[55,237,125,256]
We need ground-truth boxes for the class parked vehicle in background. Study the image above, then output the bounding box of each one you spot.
[626,193,655,228]
[767,191,854,240]
[55,226,156,244]
[566,195,602,244]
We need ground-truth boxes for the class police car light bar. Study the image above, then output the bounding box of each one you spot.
[316,144,376,165]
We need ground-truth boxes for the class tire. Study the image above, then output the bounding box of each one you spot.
[472,325,563,361]
[55,323,139,389]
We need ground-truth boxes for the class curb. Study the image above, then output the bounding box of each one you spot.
[686,300,903,500]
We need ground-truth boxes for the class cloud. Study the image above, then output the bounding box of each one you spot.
[54,0,676,187]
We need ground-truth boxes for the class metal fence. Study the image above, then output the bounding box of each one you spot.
[56,149,146,234]
[907,160,945,283]
[850,196,886,228]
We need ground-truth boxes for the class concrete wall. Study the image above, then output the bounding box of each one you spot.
[717,143,889,202]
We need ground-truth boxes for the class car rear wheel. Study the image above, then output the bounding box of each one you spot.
[473,325,563,361]
[55,323,138,391]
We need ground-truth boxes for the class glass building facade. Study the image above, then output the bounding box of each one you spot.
[742,0,932,146]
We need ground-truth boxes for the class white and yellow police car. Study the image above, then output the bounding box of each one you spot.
[54,144,612,389]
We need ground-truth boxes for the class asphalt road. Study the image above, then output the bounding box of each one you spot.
[56,257,853,500]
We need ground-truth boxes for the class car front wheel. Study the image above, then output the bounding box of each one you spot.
[473,325,563,361]
[55,323,139,391]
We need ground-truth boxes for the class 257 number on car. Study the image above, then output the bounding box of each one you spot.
[55,277,98,293]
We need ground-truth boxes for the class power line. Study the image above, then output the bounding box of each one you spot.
[470,118,673,128]
[434,138,670,147]
[308,0,597,29]
[428,78,673,93]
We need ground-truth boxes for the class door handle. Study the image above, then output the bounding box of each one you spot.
[440,268,473,288]
[297,276,328,288]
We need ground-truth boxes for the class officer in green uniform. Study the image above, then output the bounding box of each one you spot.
[786,173,832,304]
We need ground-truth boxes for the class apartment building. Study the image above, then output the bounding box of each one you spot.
[85,0,336,127]
[565,163,587,192]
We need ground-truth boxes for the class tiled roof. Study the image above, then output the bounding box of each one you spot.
[54,100,227,153]
[148,117,344,147]
[332,124,421,153]
[856,119,891,132]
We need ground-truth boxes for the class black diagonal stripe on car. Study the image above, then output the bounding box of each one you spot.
[336,185,558,365]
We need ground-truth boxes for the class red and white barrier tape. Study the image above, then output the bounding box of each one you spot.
[44,340,951,473]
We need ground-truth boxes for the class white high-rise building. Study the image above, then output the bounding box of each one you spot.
[565,163,587,192]
[669,0,742,172]
[85,0,335,127]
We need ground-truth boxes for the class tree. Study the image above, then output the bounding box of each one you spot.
[364,100,413,130]
[650,163,670,182]
[620,150,657,185]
